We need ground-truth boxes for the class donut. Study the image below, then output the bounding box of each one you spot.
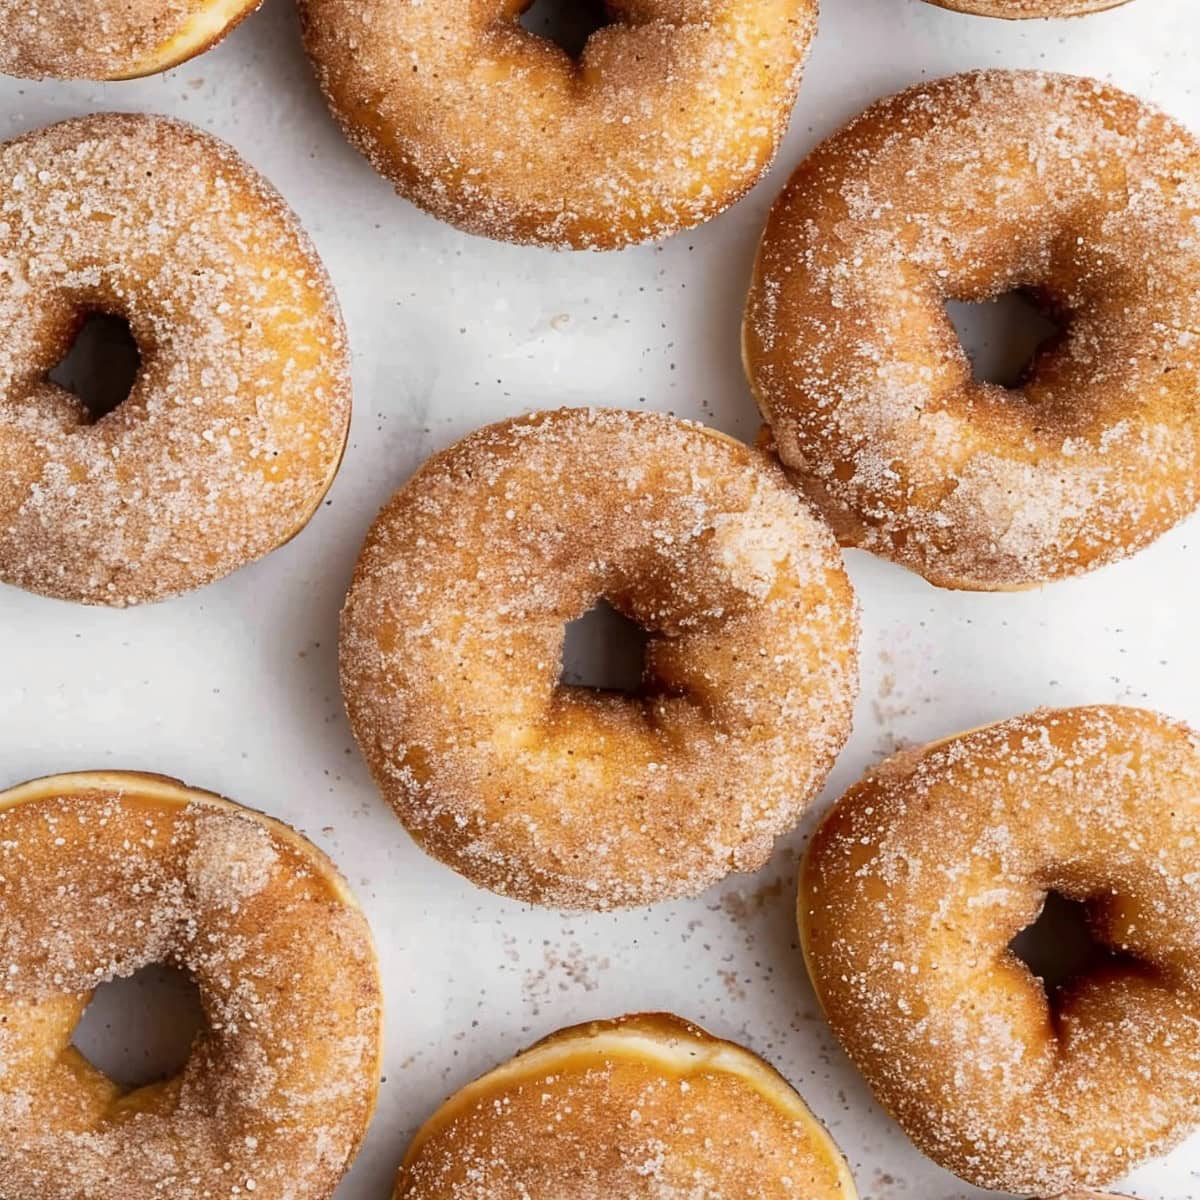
[743,70,1200,590]
[0,0,261,78]
[395,1013,858,1199]
[0,770,382,1200]
[298,0,817,249]
[799,705,1200,1193]
[340,407,858,909]
[0,114,351,605]
[922,0,1129,17]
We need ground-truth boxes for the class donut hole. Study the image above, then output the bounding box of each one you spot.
[48,312,141,423]
[1009,891,1119,1002]
[945,291,1062,390]
[560,598,649,694]
[71,962,205,1090]
[517,0,613,59]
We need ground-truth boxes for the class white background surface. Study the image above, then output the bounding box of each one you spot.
[1,0,1198,1195]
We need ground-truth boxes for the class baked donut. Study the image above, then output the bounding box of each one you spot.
[0,769,382,1200]
[743,70,1200,590]
[799,705,1200,1193]
[0,0,261,78]
[0,114,351,605]
[340,407,858,909]
[395,1013,858,1199]
[299,0,816,249]
[922,0,1130,17]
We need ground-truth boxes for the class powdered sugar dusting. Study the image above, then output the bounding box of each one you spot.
[299,0,816,249]
[340,407,859,910]
[0,113,351,605]
[745,70,1200,590]
[801,705,1200,1193]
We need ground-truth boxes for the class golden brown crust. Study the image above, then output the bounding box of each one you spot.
[0,114,352,605]
[340,407,859,909]
[0,0,262,78]
[743,70,1200,590]
[0,770,383,1200]
[395,1013,859,1199]
[799,706,1200,1193]
[299,0,816,249]
[923,0,1131,15]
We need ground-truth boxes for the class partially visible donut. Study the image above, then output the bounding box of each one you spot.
[743,70,1200,590]
[922,0,1131,17]
[0,770,382,1200]
[340,408,858,909]
[299,0,817,249]
[395,1013,858,1199]
[800,706,1200,1193]
[0,114,351,605]
[0,0,262,78]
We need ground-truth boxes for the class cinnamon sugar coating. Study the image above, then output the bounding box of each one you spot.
[800,706,1200,1193]
[395,1013,859,1199]
[298,0,816,249]
[0,114,351,605]
[0,0,261,78]
[922,0,1130,15]
[340,408,858,909]
[744,71,1200,590]
[0,771,382,1200]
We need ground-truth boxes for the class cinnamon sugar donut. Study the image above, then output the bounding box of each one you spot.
[0,770,382,1200]
[340,407,858,909]
[0,114,351,605]
[923,0,1130,16]
[800,706,1200,1193]
[0,0,261,78]
[396,1013,858,1199]
[299,0,816,249]
[743,71,1200,590]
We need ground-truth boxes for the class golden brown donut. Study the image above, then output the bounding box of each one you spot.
[799,706,1200,1194]
[923,0,1130,16]
[0,0,261,78]
[340,407,858,909]
[0,770,382,1200]
[299,0,817,249]
[395,1013,859,1199]
[743,70,1200,591]
[0,114,351,606]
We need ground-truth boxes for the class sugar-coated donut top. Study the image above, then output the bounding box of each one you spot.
[341,408,858,909]
[924,0,1130,15]
[396,1014,858,1199]
[0,773,381,1200]
[0,0,257,78]
[800,705,1200,1193]
[0,113,351,604]
[745,70,1200,589]
[299,0,816,248]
